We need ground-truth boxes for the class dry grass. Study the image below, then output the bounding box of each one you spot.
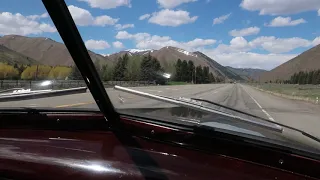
[250,83,320,104]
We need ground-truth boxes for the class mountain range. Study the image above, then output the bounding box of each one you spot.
[4,34,318,82]
[108,46,246,80]
[0,35,105,66]
[226,67,267,81]
[0,44,39,65]
[0,35,250,80]
[260,44,320,82]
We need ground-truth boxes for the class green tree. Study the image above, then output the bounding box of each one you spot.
[308,71,314,84]
[69,66,82,80]
[102,64,114,81]
[181,60,188,82]
[174,59,182,81]
[209,72,215,83]
[297,72,303,84]
[113,53,129,81]
[187,60,195,83]
[195,65,203,84]
[125,56,142,81]
[140,54,164,84]
[290,72,298,84]
[94,60,102,78]
[203,66,210,83]
[315,70,320,84]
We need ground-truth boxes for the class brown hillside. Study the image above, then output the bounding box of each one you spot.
[0,45,39,65]
[260,44,320,82]
[151,46,214,73]
[107,46,243,80]
[0,35,106,66]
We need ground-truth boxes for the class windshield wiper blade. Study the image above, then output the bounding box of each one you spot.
[191,98,272,122]
[114,86,320,144]
[189,98,320,142]
[114,86,283,133]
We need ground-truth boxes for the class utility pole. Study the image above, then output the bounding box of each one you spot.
[194,67,197,84]
[34,65,39,80]
[191,71,193,84]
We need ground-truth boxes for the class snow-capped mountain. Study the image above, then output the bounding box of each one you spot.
[125,49,154,54]
[106,46,244,80]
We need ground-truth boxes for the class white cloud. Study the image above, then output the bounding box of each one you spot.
[139,14,151,20]
[93,15,119,26]
[85,39,110,50]
[68,5,118,26]
[230,37,250,50]
[115,24,134,30]
[240,0,320,15]
[207,36,320,55]
[213,13,231,25]
[113,41,125,48]
[157,0,197,9]
[229,26,260,37]
[0,12,56,36]
[115,30,320,69]
[116,31,320,54]
[208,37,252,54]
[78,0,131,9]
[185,38,216,47]
[205,51,297,70]
[115,31,216,50]
[148,9,198,27]
[115,31,133,39]
[265,16,306,27]
[26,13,48,20]
[318,9,320,15]
[250,36,311,53]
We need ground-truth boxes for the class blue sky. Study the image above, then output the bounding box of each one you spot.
[0,0,319,70]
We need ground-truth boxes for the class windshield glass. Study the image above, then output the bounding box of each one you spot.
[1,0,320,154]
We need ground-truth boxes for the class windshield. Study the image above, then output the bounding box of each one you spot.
[1,0,320,154]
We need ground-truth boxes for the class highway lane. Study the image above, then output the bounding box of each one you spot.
[1,83,320,138]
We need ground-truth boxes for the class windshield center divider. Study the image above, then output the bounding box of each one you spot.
[42,0,119,123]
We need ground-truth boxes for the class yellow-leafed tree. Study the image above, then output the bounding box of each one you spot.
[21,65,52,80]
[48,66,72,80]
[0,63,19,79]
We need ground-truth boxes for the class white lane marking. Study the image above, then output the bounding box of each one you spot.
[250,96,263,109]
[213,91,219,94]
[262,109,274,121]
[242,86,275,122]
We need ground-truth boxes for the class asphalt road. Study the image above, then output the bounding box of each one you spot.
[1,83,320,139]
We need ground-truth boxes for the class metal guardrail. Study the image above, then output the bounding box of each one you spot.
[0,87,87,102]
[0,88,24,94]
[0,80,155,90]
